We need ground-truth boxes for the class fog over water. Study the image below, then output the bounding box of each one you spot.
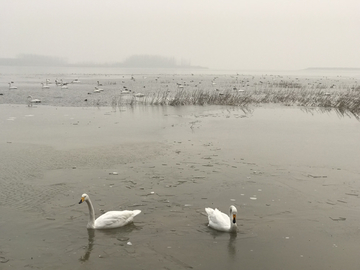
[1,0,359,70]
[1,2,360,269]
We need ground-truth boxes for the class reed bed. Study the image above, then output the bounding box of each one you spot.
[111,86,360,118]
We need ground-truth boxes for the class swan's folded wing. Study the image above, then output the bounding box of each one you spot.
[205,207,214,216]
[95,210,141,229]
[206,208,231,231]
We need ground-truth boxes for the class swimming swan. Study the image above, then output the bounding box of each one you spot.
[41,83,50,89]
[133,93,145,97]
[120,90,131,94]
[8,82,17,89]
[205,205,237,232]
[94,86,103,93]
[27,95,41,107]
[79,193,141,229]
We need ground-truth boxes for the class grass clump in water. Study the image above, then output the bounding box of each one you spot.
[111,87,360,118]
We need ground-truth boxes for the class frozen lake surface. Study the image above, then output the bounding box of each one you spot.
[1,102,360,269]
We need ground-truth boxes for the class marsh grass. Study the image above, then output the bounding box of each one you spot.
[110,86,360,118]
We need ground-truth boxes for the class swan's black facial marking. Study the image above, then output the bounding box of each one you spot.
[79,199,83,204]
[79,197,85,204]
[229,205,238,224]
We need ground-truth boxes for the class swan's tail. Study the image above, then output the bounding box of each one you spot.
[133,210,141,216]
[205,207,214,216]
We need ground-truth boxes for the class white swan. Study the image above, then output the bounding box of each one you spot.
[79,193,141,229]
[27,95,41,107]
[120,90,131,94]
[134,93,145,97]
[8,82,17,89]
[41,83,50,89]
[205,205,237,232]
[94,86,103,93]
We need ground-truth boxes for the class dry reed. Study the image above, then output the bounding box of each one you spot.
[111,86,360,119]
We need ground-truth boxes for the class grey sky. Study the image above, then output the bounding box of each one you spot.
[1,0,359,70]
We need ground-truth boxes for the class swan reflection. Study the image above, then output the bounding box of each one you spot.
[80,229,95,262]
[79,223,142,262]
[227,233,237,259]
[208,229,237,260]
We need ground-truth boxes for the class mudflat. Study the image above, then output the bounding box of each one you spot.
[1,102,360,269]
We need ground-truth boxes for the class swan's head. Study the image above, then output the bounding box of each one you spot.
[79,193,89,204]
[230,205,237,224]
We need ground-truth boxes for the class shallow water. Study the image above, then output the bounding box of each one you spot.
[1,103,360,269]
[1,69,359,110]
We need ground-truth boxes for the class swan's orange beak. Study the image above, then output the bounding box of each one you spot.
[79,197,85,204]
[232,214,236,223]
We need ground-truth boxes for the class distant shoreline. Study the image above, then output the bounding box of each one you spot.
[0,63,208,69]
[304,67,360,71]
[0,54,208,69]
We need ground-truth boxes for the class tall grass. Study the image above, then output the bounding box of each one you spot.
[111,87,360,118]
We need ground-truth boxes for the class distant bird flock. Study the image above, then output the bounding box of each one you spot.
[2,73,358,110]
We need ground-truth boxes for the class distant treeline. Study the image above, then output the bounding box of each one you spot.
[0,54,67,66]
[305,67,360,71]
[0,54,207,69]
[115,55,189,68]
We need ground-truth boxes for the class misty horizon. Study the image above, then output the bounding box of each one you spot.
[1,54,360,71]
[0,54,207,69]
[1,1,359,70]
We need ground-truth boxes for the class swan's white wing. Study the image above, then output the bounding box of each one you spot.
[95,210,141,229]
[205,208,231,232]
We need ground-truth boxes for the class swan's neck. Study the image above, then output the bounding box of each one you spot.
[85,199,96,229]
[229,215,237,232]
[229,222,237,232]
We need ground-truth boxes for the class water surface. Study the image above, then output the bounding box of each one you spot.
[1,104,360,269]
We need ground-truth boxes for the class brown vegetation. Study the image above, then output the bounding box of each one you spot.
[111,86,360,119]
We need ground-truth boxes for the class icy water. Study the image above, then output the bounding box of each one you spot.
[1,103,360,270]
[1,68,360,269]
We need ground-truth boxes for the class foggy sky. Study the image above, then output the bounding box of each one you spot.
[1,0,359,70]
